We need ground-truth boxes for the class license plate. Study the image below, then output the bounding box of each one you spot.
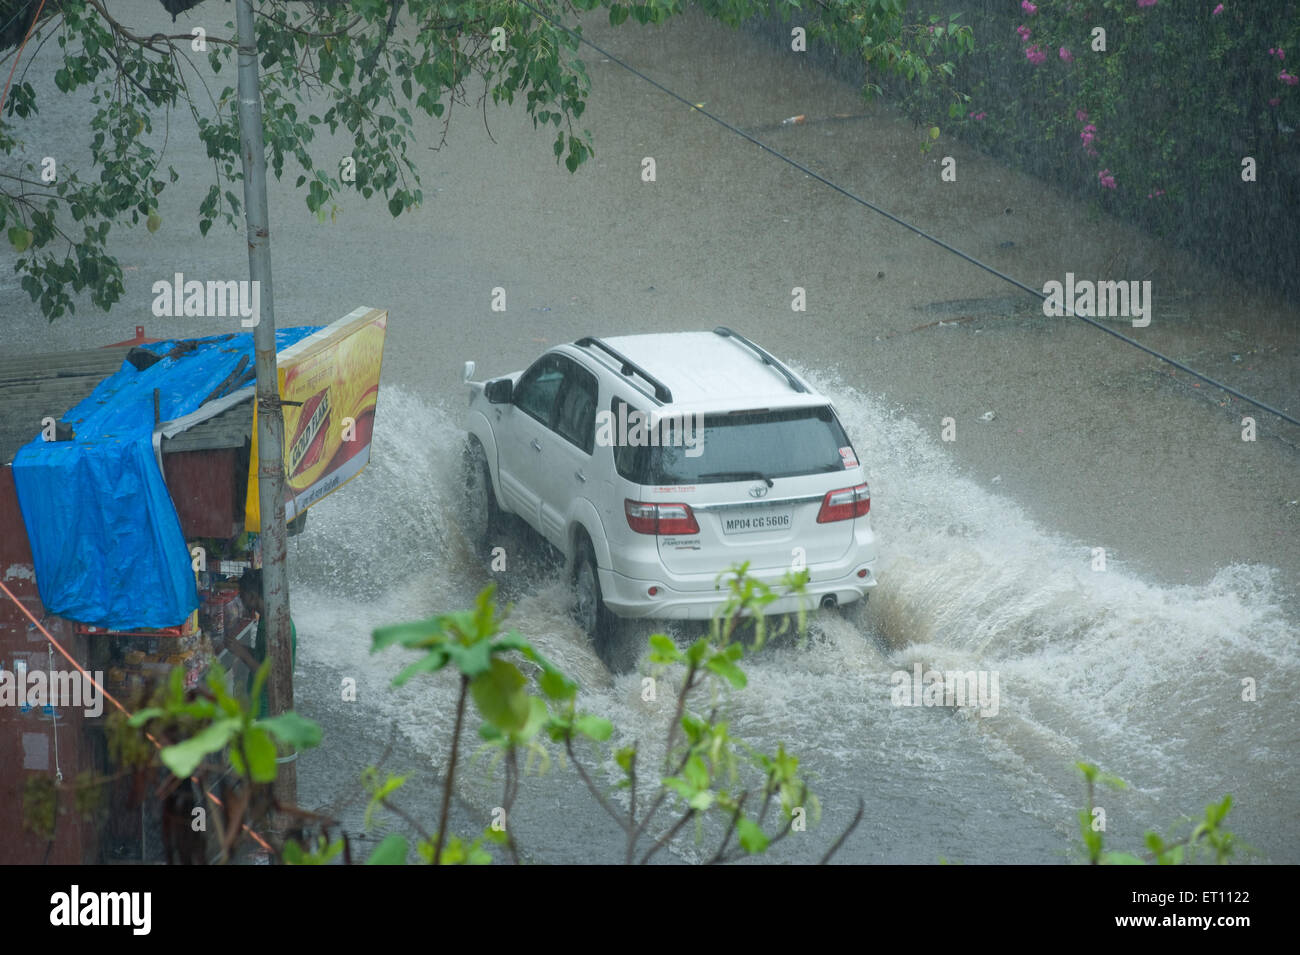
[721,510,792,535]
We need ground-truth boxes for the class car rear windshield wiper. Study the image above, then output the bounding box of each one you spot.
[698,470,774,487]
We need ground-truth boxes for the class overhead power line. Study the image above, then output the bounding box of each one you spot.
[511,0,1299,430]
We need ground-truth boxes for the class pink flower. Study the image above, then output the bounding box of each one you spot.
[1022,1,1038,14]
[1268,47,1285,60]
[1025,44,1047,65]
[1076,109,1089,122]
[1147,189,1165,198]
[968,110,988,121]
[1059,46,1074,62]
[1098,169,1117,189]
[1212,4,1224,14]
[1280,70,1298,86]
[1016,24,1032,42]
[1137,0,1158,7]
[1080,124,1097,148]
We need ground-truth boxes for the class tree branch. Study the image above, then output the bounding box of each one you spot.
[433,674,469,865]
[564,734,631,834]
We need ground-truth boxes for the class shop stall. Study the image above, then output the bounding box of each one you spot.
[0,307,387,863]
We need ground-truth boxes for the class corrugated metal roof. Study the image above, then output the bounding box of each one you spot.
[0,346,253,465]
[162,395,253,452]
[0,347,131,464]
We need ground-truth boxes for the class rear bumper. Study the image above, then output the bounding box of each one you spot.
[600,558,878,620]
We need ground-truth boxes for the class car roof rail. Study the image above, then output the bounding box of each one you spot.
[575,337,673,404]
[712,326,808,394]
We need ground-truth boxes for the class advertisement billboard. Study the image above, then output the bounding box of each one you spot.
[245,307,387,526]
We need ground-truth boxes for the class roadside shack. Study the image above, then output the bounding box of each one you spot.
[0,307,387,864]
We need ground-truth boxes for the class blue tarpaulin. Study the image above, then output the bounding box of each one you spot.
[12,328,318,630]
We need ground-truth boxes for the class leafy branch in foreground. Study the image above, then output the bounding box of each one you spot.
[363,566,861,864]
[120,660,323,862]
[1075,761,1240,865]
[110,578,1254,865]
[3,0,968,320]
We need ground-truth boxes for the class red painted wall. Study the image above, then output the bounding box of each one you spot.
[164,448,242,539]
[0,449,243,863]
[0,466,98,865]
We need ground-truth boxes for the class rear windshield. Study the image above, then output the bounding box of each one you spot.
[614,404,854,485]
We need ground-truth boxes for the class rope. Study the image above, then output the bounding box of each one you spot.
[0,578,274,853]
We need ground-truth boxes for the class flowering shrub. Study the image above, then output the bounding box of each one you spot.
[902,0,1300,296]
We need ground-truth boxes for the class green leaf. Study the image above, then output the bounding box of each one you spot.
[738,817,770,853]
[365,833,409,865]
[648,633,681,663]
[683,754,709,790]
[445,638,493,677]
[537,666,576,700]
[470,658,529,731]
[706,655,747,689]
[126,707,165,727]
[609,5,629,26]
[160,718,239,778]
[8,226,31,252]
[688,790,714,810]
[515,696,549,743]
[614,746,636,773]
[574,714,613,741]
[391,648,450,686]
[372,618,441,651]
[242,726,278,783]
[363,770,408,829]
[257,711,322,751]
[685,638,709,666]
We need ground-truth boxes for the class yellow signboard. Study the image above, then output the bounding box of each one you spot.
[246,307,388,526]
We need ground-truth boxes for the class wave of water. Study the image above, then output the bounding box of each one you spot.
[286,381,1298,862]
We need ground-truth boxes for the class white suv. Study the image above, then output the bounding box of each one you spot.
[462,327,877,656]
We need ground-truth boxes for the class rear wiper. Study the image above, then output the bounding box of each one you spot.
[698,470,774,487]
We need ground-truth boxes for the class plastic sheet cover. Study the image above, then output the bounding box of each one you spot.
[12,328,318,630]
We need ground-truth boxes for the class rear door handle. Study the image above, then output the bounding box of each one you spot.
[530,439,542,452]
[575,470,587,483]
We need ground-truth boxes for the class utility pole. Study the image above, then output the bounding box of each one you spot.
[236,0,296,812]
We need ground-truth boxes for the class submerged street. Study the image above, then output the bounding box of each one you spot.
[3,3,1297,863]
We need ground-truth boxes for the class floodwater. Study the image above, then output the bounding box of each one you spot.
[2,4,1296,862]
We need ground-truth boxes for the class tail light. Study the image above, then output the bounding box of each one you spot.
[625,500,700,535]
[817,483,870,523]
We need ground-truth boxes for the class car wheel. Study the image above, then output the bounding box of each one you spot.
[463,440,501,550]
[574,539,633,669]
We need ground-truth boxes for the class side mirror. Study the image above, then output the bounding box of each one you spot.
[463,360,476,383]
[485,378,513,404]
